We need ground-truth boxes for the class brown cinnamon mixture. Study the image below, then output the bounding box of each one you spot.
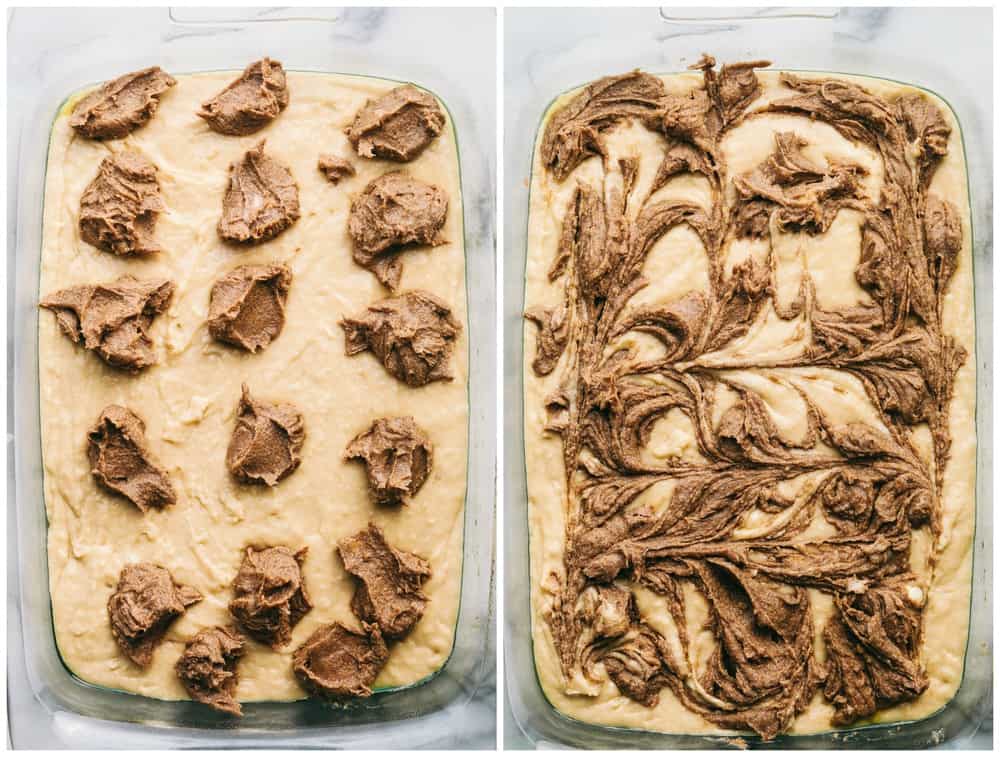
[347,171,448,290]
[228,545,312,649]
[337,523,432,639]
[70,67,176,139]
[175,626,246,716]
[345,84,445,162]
[108,562,202,666]
[317,154,356,184]
[526,56,967,739]
[344,416,433,506]
[40,275,174,372]
[88,405,176,512]
[226,385,305,486]
[218,140,300,244]
[198,58,289,136]
[340,290,461,387]
[207,263,292,353]
[78,152,165,256]
[291,621,389,699]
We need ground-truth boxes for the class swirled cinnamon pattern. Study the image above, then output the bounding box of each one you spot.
[525,57,973,739]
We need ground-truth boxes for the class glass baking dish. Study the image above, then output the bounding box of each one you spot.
[503,6,992,749]
[8,7,496,749]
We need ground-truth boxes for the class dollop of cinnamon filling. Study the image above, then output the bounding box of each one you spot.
[207,263,292,352]
[317,154,356,184]
[88,405,176,512]
[527,56,966,739]
[345,84,445,162]
[108,562,202,666]
[347,171,448,290]
[340,290,460,387]
[228,545,312,649]
[289,524,433,702]
[291,621,389,699]
[226,384,305,486]
[175,626,246,716]
[70,66,176,139]
[218,140,300,244]
[40,275,174,372]
[79,152,165,256]
[338,523,432,639]
[198,58,289,136]
[345,416,433,505]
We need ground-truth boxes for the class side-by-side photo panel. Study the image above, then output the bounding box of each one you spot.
[6,3,995,753]
[504,6,991,749]
[8,6,495,749]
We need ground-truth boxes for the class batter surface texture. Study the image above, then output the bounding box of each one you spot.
[523,60,975,738]
[40,71,468,703]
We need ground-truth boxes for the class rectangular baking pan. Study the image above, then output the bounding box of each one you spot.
[503,6,992,749]
[8,7,496,748]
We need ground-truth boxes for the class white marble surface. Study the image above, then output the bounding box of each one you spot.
[503,6,992,750]
[7,6,496,749]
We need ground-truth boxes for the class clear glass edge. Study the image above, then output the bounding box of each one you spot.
[504,67,991,749]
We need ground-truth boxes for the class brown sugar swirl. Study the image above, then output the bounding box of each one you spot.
[525,56,967,740]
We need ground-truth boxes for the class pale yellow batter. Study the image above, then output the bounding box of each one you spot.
[524,72,975,735]
[40,71,468,702]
